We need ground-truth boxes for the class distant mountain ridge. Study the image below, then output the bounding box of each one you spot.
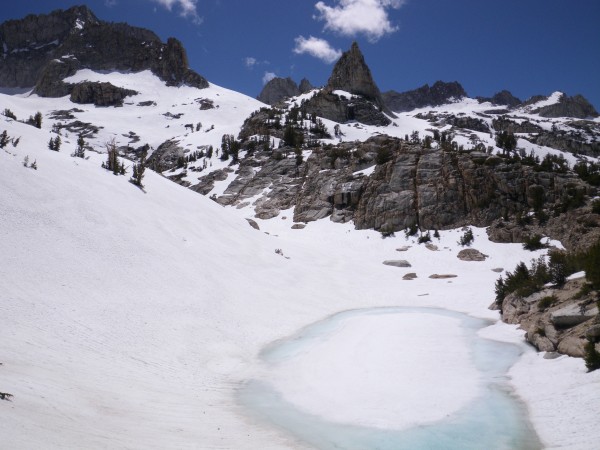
[0,5,208,99]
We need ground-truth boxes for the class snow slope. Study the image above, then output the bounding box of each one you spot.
[1,73,599,449]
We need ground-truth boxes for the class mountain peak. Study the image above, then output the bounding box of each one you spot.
[325,42,389,114]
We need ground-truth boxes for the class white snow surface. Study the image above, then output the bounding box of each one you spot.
[1,70,599,449]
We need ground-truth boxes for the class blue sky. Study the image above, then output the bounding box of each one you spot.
[2,0,599,108]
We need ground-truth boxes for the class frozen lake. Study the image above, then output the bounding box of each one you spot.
[239,307,541,449]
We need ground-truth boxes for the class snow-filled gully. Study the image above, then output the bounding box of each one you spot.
[239,307,541,450]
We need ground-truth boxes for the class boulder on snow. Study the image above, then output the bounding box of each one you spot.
[383,260,411,268]
[457,248,488,261]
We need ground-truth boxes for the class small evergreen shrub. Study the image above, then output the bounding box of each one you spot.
[538,295,557,310]
[458,228,474,246]
[584,341,600,372]
[523,234,546,251]
[417,232,431,244]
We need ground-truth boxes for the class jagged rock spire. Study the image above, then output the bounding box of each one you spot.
[326,42,390,114]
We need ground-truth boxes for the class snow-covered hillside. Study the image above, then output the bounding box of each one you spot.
[1,72,599,449]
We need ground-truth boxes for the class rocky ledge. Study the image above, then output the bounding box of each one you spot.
[495,276,600,358]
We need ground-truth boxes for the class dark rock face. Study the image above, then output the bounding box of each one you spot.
[534,94,598,118]
[477,90,522,107]
[382,81,467,112]
[257,77,300,105]
[199,136,595,238]
[498,277,599,358]
[299,78,314,93]
[304,90,392,126]
[301,42,393,126]
[326,42,389,113]
[70,81,137,106]
[0,5,208,96]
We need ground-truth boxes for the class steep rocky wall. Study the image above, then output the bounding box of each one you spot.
[196,137,595,241]
[0,5,208,95]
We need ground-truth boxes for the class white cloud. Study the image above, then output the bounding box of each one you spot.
[314,0,405,42]
[293,36,342,63]
[244,57,258,68]
[262,72,277,85]
[149,0,202,25]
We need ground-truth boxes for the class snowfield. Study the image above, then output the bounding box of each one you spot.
[1,72,599,449]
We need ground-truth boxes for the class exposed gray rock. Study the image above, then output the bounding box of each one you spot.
[291,223,306,229]
[382,81,467,113]
[0,5,208,96]
[457,248,488,261]
[383,260,411,268]
[586,324,600,341]
[396,246,411,252]
[403,273,417,280]
[325,42,391,116]
[477,90,522,107]
[298,78,314,94]
[70,81,137,106]
[146,139,185,172]
[425,243,439,251]
[246,218,260,230]
[551,303,598,328]
[491,268,504,273]
[429,274,457,279]
[257,77,300,105]
[533,93,598,118]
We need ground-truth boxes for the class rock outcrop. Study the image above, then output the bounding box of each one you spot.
[70,81,137,106]
[299,78,314,94]
[382,81,467,113]
[497,276,600,357]
[477,90,522,107]
[534,93,598,118]
[195,135,597,241]
[0,5,208,96]
[302,42,393,126]
[257,77,300,105]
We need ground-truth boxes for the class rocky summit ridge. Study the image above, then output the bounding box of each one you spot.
[0,5,207,105]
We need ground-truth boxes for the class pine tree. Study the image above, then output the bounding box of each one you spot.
[130,148,147,187]
[0,130,9,148]
[102,139,125,175]
[72,134,85,158]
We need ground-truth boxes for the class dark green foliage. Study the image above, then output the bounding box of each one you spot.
[206,145,213,159]
[48,136,61,152]
[592,199,600,214]
[538,295,557,310]
[28,111,42,128]
[495,130,517,154]
[418,231,431,244]
[574,160,600,186]
[434,229,440,239]
[537,154,569,173]
[220,134,240,161]
[405,223,418,238]
[523,234,546,251]
[375,146,393,165]
[458,228,474,246]
[3,108,16,120]
[0,130,9,148]
[102,140,126,175]
[584,341,600,372]
[529,185,545,212]
[294,147,303,167]
[548,251,569,286]
[583,239,600,289]
[130,147,147,187]
[71,134,85,158]
[495,257,552,304]
[283,124,304,148]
